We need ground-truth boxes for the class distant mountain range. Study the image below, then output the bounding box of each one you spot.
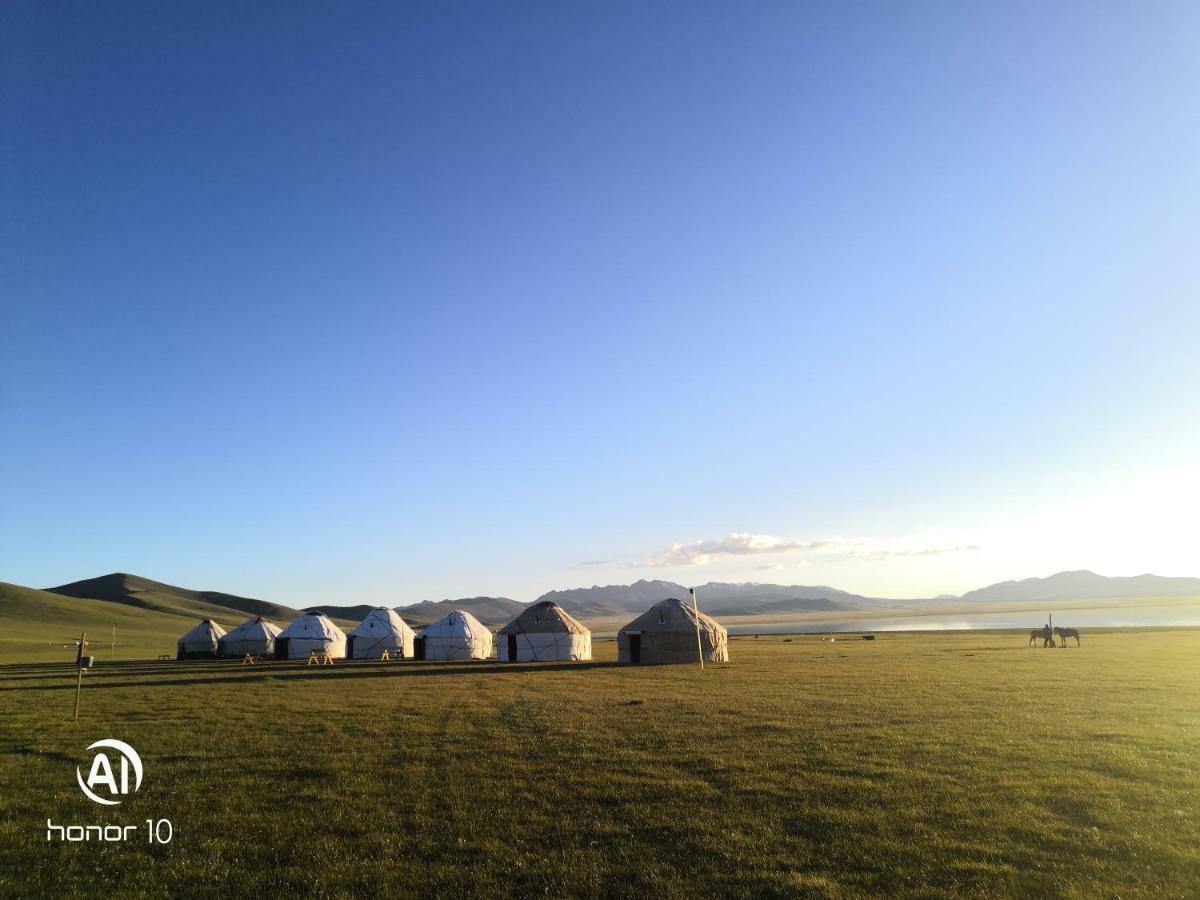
[958,570,1200,604]
[1,570,1196,650]
[303,597,525,628]
[392,597,526,628]
[534,579,869,617]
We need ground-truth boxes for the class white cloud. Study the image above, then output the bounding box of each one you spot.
[850,544,980,561]
[639,533,839,567]
[755,560,812,572]
[628,532,978,569]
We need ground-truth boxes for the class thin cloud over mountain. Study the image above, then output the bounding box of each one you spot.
[850,544,980,561]
[597,532,982,569]
[641,533,833,567]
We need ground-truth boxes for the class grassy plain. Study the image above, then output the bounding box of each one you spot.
[0,631,1197,898]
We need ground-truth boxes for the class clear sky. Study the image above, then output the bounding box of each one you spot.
[3,2,1198,606]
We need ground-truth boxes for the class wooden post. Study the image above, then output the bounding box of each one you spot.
[111,624,116,657]
[73,631,86,720]
[689,588,704,671]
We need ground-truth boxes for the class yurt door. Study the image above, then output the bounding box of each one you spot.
[414,636,426,661]
[507,634,518,662]
[275,638,289,660]
[629,633,641,664]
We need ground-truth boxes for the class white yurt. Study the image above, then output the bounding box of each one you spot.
[348,608,416,659]
[415,610,493,661]
[176,619,226,660]
[274,612,347,660]
[497,601,591,662]
[218,616,281,658]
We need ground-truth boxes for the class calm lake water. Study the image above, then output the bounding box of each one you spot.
[723,604,1200,635]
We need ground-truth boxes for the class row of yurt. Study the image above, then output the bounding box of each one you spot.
[174,597,727,666]
[173,606,576,662]
[173,609,441,661]
[175,612,352,660]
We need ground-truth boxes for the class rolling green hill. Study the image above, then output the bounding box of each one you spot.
[0,581,202,662]
[1,575,362,661]
[4,574,308,662]
[46,573,299,622]
[303,604,377,623]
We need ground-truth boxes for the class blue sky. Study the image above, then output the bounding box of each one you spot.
[3,2,1199,605]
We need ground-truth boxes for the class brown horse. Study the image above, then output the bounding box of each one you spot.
[1028,626,1054,647]
[1054,626,1081,647]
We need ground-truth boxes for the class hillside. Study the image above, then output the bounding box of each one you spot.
[0,581,214,661]
[303,604,377,623]
[690,581,870,615]
[536,579,867,618]
[536,579,689,617]
[0,572,312,662]
[394,596,525,628]
[46,573,300,622]
[959,570,1200,604]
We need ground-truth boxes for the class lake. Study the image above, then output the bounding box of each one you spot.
[723,604,1200,635]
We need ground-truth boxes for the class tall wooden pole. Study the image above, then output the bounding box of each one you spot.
[689,588,704,671]
[73,631,86,721]
[111,624,116,656]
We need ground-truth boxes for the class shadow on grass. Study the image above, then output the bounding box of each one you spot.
[0,659,624,691]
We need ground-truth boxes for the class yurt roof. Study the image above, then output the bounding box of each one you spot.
[278,611,346,641]
[223,616,281,639]
[418,610,491,639]
[619,598,726,636]
[350,607,415,638]
[498,601,589,636]
[179,618,226,642]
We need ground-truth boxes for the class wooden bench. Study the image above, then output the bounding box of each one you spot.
[158,654,172,661]
[306,649,334,666]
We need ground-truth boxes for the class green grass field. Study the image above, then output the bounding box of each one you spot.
[1,631,1197,898]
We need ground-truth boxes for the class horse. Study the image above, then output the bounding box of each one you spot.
[1028,626,1054,647]
[1054,626,1081,647]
